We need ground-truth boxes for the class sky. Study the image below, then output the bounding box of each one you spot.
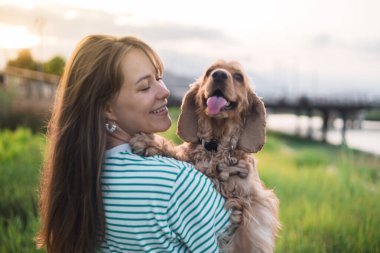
[0,0,379,99]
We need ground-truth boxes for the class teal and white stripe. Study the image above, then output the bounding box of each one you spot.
[99,144,230,253]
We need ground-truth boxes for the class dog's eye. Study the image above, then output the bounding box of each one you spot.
[233,73,244,83]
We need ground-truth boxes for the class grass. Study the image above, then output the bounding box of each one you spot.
[366,109,380,121]
[258,132,380,253]
[0,128,45,252]
[1,108,380,252]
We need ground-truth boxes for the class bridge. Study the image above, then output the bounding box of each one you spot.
[263,95,380,145]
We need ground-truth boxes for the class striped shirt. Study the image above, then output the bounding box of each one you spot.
[99,144,231,253]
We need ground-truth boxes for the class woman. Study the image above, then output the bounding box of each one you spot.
[37,35,231,253]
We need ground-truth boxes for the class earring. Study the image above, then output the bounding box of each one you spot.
[105,121,117,133]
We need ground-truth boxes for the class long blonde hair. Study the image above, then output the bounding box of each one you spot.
[37,35,163,253]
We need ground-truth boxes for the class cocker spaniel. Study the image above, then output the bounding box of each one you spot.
[131,60,280,253]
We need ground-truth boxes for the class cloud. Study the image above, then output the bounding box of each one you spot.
[0,3,231,75]
[1,2,380,96]
[0,3,227,47]
[356,39,380,56]
[310,32,380,58]
[311,33,332,48]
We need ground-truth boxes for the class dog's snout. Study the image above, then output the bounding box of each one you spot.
[212,70,228,83]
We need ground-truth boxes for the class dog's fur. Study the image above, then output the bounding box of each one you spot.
[130,60,280,253]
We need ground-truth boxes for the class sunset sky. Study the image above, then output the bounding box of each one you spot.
[0,0,379,97]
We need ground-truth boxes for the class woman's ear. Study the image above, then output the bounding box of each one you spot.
[104,101,116,121]
[238,90,267,153]
[177,84,199,143]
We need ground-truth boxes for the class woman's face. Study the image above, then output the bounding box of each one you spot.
[106,48,171,139]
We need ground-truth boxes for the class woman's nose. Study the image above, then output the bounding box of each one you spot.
[157,81,170,99]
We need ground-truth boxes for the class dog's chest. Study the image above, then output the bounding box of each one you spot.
[190,145,229,178]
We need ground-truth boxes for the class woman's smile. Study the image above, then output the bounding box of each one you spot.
[150,105,169,115]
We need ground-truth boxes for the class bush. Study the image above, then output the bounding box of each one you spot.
[0,128,45,252]
[365,109,380,121]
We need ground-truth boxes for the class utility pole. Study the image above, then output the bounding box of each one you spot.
[34,16,46,72]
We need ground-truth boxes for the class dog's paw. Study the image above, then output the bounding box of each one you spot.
[217,164,230,181]
[230,209,243,224]
[217,160,249,180]
[229,159,250,178]
[130,133,162,156]
[225,199,243,225]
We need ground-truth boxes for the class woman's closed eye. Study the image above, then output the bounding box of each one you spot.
[140,84,150,91]
[139,81,150,91]
[138,75,163,91]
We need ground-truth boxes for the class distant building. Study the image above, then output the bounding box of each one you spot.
[1,66,60,116]
[0,66,192,119]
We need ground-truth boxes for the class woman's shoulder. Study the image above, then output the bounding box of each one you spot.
[104,143,197,177]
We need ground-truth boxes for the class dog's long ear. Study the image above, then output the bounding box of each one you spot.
[238,90,266,153]
[177,84,199,143]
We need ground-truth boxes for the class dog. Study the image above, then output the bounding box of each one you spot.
[130,60,280,253]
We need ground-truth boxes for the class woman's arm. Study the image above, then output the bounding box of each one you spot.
[167,165,231,252]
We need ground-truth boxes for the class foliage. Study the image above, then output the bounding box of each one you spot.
[365,109,380,121]
[0,128,45,252]
[159,107,182,144]
[43,56,66,76]
[1,108,379,252]
[0,113,48,133]
[7,49,38,71]
[6,49,65,76]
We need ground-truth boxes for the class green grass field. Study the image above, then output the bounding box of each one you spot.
[0,128,44,252]
[1,109,379,252]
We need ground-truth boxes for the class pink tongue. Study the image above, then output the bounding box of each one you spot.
[207,96,227,115]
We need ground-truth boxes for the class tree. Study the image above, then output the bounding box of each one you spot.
[43,56,66,76]
[6,49,66,76]
[7,49,38,70]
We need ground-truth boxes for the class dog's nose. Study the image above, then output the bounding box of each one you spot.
[212,70,228,83]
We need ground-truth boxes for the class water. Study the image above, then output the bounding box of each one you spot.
[267,113,380,156]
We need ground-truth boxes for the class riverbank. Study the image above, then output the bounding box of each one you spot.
[267,113,380,156]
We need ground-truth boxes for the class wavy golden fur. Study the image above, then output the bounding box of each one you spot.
[131,60,281,253]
